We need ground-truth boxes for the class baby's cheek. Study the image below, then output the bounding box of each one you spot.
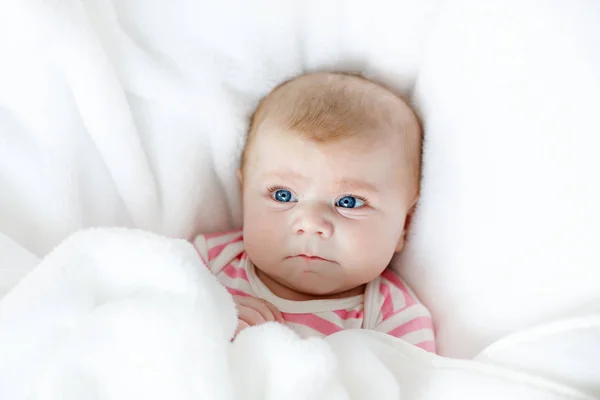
[243,220,274,268]
[343,219,396,269]
[338,223,370,259]
[243,203,287,254]
[244,211,271,244]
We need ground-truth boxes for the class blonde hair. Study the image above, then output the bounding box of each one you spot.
[242,72,422,188]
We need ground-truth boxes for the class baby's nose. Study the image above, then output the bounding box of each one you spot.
[293,206,334,238]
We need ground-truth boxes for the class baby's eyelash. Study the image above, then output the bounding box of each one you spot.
[265,187,369,206]
[267,185,288,193]
[343,194,369,203]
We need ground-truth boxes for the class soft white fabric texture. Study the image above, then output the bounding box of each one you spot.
[0,0,599,395]
[0,228,596,400]
[0,231,39,296]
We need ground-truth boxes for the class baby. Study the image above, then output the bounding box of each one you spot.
[193,72,435,352]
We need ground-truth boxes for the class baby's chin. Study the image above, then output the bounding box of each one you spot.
[257,260,367,299]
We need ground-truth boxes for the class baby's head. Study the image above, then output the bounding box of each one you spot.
[240,72,422,299]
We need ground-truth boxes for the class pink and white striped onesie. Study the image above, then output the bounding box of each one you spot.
[193,230,436,353]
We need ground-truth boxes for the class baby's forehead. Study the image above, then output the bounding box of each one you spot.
[249,127,408,175]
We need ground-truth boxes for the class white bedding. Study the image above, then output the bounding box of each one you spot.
[1,0,599,398]
[0,228,596,400]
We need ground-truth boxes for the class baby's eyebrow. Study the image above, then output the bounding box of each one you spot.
[335,178,380,194]
[263,171,307,182]
[262,172,379,194]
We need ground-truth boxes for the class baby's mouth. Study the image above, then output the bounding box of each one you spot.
[290,254,332,262]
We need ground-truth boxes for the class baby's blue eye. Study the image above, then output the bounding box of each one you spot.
[336,196,365,209]
[273,189,297,203]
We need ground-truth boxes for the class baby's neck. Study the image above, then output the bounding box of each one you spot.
[254,268,365,301]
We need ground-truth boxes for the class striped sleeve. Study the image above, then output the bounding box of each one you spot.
[192,229,244,275]
[374,269,437,353]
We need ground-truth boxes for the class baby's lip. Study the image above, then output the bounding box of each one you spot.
[291,254,333,262]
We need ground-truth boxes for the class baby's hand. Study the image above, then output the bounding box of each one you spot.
[232,295,284,338]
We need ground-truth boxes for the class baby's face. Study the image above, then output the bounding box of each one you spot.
[241,127,416,297]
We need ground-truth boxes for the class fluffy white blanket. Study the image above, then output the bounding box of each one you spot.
[0,228,595,400]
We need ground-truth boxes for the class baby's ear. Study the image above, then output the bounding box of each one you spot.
[395,200,418,252]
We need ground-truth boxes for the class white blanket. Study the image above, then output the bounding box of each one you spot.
[0,228,596,400]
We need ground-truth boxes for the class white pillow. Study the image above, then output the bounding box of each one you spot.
[0,0,598,358]
[396,1,600,356]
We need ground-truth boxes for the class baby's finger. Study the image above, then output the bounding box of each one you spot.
[237,297,277,322]
[237,305,267,326]
[262,300,285,323]
[234,320,250,338]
